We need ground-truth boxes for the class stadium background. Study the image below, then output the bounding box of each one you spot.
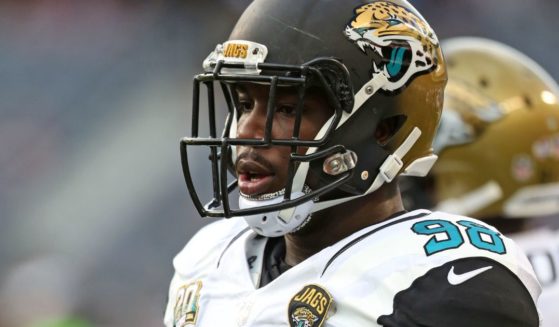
[1,1,557,326]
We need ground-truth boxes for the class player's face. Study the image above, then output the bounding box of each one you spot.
[234,83,333,196]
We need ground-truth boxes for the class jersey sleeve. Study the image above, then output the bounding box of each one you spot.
[377,256,540,327]
[163,218,250,327]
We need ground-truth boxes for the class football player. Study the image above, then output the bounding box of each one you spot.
[401,36,559,326]
[166,2,541,326]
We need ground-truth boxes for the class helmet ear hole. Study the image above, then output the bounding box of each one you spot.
[306,58,354,113]
[375,115,407,145]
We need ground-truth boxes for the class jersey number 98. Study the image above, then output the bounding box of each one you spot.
[412,219,506,256]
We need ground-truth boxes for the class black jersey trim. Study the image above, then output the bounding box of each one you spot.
[217,226,251,268]
[377,256,539,326]
[321,211,430,276]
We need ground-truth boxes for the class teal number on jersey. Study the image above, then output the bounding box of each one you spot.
[412,219,506,256]
[457,220,506,254]
[411,220,464,255]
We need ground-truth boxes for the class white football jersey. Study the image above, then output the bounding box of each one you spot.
[164,210,541,326]
[511,228,559,327]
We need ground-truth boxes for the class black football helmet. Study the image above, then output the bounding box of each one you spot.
[181,0,446,236]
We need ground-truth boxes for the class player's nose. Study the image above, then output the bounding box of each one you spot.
[236,103,267,140]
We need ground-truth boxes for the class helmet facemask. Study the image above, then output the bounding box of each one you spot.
[181,41,358,236]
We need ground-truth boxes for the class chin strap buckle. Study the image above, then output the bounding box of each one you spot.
[379,126,423,183]
[379,154,403,183]
[323,150,358,176]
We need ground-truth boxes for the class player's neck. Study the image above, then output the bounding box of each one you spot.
[283,183,405,266]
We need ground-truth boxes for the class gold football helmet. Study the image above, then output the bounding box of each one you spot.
[428,37,559,219]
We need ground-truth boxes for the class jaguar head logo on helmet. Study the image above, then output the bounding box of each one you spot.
[344,1,439,92]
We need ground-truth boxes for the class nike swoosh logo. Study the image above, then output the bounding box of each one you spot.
[447,265,493,285]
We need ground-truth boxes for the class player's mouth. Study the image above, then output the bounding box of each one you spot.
[236,160,276,196]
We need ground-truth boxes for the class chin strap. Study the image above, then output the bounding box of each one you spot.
[311,126,423,213]
[240,188,314,237]
[377,127,422,184]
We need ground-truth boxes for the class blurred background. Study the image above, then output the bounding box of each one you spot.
[1,1,558,326]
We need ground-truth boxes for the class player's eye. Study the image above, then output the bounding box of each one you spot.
[276,104,297,116]
[237,99,254,114]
